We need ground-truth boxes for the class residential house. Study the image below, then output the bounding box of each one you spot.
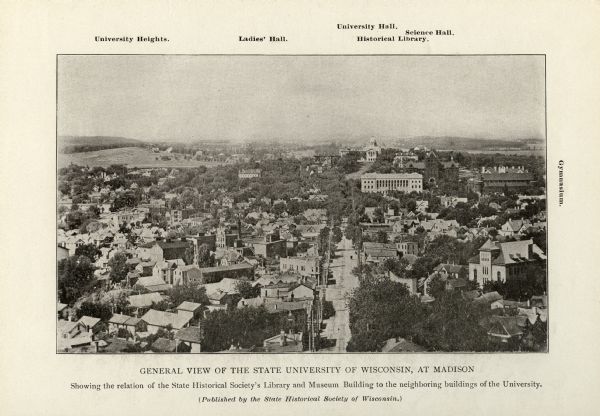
[139,240,194,264]
[203,277,244,305]
[175,302,203,321]
[135,275,171,293]
[172,264,203,286]
[57,320,93,351]
[396,241,419,256]
[152,258,185,284]
[279,256,320,279]
[440,195,468,208]
[141,309,192,334]
[127,292,164,316]
[175,327,203,353]
[362,242,398,263]
[252,231,287,259]
[151,337,179,353]
[499,219,531,237]
[78,316,102,335]
[194,263,255,284]
[135,260,157,276]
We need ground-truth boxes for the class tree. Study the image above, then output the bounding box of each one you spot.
[338,154,360,174]
[347,277,422,351]
[375,230,389,244]
[108,252,128,283]
[167,283,210,307]
[58,255,96,304]
[236,280,260,299]
[317,226,334,257]
[197,243,215,268]
[77,300,112,321]
[272,202,286,216]
[151,300,172,311]
[483,280,505,295]
[331,226,343,245]
[412,293,490,351]
[321,300,336,320]
[382,257,409,277]
[74,243,101,262]
[183,246,195,266]
[117,328,134,340]
[426,274,447,298]
[201,306,301,352]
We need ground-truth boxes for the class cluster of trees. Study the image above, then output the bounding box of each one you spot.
[200,307,305,352]
[63,206,101,231]
[108,253,129,283]
[236,280,261,299]
[316,226,342,257]
[407,235,486,280]
[76,300,113,322]
[58,255,96,304]
[346,273,494,352]
[337,152,362,174]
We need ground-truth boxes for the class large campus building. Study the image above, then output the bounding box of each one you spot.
[467,167,535,194]
[361,172,423,194]
[468,239,546,285]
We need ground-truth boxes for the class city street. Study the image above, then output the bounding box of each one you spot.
[322,237,359,351]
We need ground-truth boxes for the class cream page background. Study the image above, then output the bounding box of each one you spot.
[0,1,599,415]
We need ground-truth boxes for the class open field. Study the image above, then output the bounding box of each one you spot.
[57,147,229,169]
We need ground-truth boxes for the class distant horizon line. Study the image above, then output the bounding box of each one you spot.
[58,134,546,144]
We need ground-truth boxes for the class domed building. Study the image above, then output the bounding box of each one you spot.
[364,137,382,162]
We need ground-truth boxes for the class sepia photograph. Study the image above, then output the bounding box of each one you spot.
[56,54,547,354]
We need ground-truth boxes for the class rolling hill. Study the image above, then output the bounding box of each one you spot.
[59,136,147,153]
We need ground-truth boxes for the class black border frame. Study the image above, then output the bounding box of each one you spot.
[56,54,548,355]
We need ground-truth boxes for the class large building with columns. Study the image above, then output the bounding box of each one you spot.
[361,172,423,194]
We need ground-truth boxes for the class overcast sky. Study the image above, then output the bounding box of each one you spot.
[58,55,545,143]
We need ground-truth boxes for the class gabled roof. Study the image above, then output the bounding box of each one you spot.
[137,276,167,288]
[141,309,191,330]
[108,313,131,325]
[175,326,203,343]
[365,248,398,258]
[204,278,245,297]
[151,337,178,352]
[504,219,527,232]
[57,319,80,333]
[176,301,203,312]
[498,239,535,265]
[434,263,466,274]
[78,316,101,328]
[488,315,527,337]
[128,292,164,308]
[381,337,426,352]
[264,300,311,313]
[238,297,265,308]
[479,239,499,251]
[474,291,503,304]
[199,263,253,274]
